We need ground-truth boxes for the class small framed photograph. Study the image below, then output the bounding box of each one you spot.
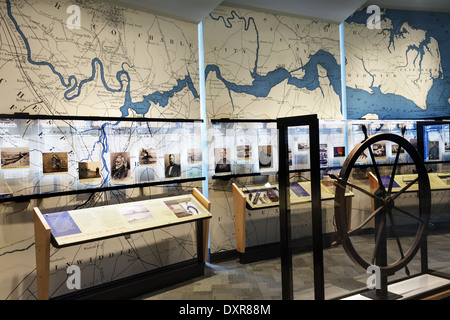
[214,148,231,174]
[1,147,30,169]
[164,153,181,178]
[139,148,157,166]
[42,152,68,174]
[110,152,131,183]
[78,161,101,183]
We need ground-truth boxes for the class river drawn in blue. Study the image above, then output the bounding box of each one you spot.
[6,0,199,118]
[206,10,343,115]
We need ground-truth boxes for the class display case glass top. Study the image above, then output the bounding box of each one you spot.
[39,194,211,247]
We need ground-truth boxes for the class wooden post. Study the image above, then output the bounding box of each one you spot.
[193,188,211,263]
[33,207,51,300]
[232,183,246,254]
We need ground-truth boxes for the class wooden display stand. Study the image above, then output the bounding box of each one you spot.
[232,182,353,255]
[33,188,211,300]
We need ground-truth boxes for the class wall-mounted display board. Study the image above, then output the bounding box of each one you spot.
[209,119,351,178]
[34,189,211,300]
[347,120,418,167]
[0,114,204,202]
[417,121,450,165]
[209,119,278,178]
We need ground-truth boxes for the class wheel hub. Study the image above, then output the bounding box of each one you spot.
[383,195,395,210]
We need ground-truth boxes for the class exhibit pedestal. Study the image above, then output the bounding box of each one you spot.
[232,181,353,263]
[33,188,211,300]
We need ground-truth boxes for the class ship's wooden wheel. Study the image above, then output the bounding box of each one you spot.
[331,125,431,276]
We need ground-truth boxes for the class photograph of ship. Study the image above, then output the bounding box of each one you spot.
[1,147,30,169]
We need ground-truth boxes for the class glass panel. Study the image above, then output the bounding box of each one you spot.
[422,123,450,279]
[0,117,204,200]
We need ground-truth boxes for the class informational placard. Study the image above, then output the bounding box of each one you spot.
[42,194,211,247]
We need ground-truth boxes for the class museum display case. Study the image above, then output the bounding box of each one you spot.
[0,113,211,299]
[34,188,211,300]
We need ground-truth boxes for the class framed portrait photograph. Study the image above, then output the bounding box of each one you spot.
[214,147,231,174]
[164,153,181,178]
[187,148,202,165]
[110,152,131,183]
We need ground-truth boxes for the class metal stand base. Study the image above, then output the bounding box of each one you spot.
[361,289,403,300]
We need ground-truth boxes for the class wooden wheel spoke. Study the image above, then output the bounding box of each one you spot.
[361,125,386,194]
[369,147,387,194]
[391,176,420,200]
[391,204,428,225]
[387,209,410,276]
[348,206,384,236]
[388,145,402,194]
[330,174,383,202]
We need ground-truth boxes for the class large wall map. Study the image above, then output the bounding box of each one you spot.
[345,7,450,119]
[203,5,343,120]
[0,0,201,300]
[0,0,200,118]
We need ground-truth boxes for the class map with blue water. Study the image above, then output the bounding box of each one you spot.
[345,7,450,119]
[0,0,200,119]
[203,6,343,120]
[0,0,203,299]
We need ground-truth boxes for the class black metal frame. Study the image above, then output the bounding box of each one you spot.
[277,114,323,300]
[417,120,450,277]
[0,113,205,203]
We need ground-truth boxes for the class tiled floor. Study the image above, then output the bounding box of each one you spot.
[138,232,450,300]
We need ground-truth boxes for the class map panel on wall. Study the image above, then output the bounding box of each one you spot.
[0,0,200,118]
[0,0,203,300]
[203,5,342,120]
[345,7,450,119]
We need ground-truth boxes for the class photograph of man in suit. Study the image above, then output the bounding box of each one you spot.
[215,148,231,174]
[111,153,130,183]
[165,153,181,178]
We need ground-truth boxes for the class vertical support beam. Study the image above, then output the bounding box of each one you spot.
[416,122,428,274]
[232,183,247,253]
[309,117,324,300]
[33,207,51,300]
[277,120,292,300]
[193,188,210,263]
